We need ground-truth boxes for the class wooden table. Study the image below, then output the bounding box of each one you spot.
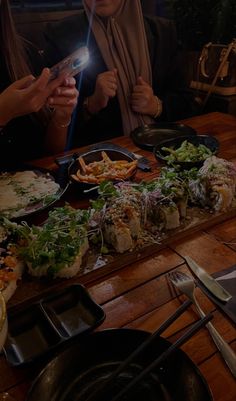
[1,112,236,400]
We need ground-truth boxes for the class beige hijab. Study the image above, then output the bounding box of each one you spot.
[83,0,154,135]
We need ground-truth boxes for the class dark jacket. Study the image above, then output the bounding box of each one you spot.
[44,11,199,148]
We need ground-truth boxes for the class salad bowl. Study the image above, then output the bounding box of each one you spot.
[154,134,219,170]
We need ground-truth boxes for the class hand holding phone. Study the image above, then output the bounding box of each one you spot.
[49,46,89,81]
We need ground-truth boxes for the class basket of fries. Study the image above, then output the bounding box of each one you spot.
[68,149,138,189]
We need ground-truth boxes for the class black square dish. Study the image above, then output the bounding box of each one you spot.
[3,285,105,366]
[40,285,105,337]
[3,305,62,366]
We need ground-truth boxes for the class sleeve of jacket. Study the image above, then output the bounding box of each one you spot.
[144,15,200,121]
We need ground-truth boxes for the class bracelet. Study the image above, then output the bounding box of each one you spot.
[53,118,71,128]
[153,96,163,118]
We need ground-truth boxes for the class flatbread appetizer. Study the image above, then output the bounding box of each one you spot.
[0,170,61,219]
[0,224,24,302]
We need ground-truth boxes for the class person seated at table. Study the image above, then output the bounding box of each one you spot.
[0,0,79,169]
[44,0,200,148]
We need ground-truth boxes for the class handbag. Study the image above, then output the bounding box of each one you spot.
[190,39,236,107]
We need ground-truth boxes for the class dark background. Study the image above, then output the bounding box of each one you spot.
[10,0,236,50]
[9,0,236,116]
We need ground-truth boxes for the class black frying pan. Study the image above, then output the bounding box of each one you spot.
[68,148,138,192]
[26,328,213,401]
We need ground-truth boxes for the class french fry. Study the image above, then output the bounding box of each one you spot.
[105,172,125,180]
[78,156,88,173]
[75,171,96,183]
[101,151,112,163]
[71,174,82,182]
[112,160,127,165]
[112,161,130,170]
[126,163,138,174]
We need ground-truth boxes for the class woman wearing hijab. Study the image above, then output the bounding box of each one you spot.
[0,0,78,168]
[44,0,199,146]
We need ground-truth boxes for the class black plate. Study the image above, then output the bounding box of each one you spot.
[26,328,213,401]
[0,166,68,220]
[154,134,219,170]
[68,148,137,192]
[131,123,197,151]
[3,284,105,366]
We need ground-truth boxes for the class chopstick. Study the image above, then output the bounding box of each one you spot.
[84,299,191,401]
[110,313,212,401]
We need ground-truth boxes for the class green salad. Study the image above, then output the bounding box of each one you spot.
[161,140,213,164]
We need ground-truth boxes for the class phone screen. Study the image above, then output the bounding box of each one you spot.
[50,46,89,81]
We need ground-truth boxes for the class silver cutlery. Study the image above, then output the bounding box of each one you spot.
[184,256,232,302]
[168,270,236,378]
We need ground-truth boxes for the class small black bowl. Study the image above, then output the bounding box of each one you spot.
[131,122,197,151]
[154,134,219,170]
[68,148,137,192]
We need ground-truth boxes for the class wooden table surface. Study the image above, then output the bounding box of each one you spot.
[1,112,236,400]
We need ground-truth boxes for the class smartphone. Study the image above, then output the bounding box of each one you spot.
[49,46,89,81]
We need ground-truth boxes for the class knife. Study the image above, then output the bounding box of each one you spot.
[184,256,232,302]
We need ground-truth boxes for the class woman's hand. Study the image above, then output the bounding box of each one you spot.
[130,76,158,117]
[88,69,117,114]
[0,68,66,125]
[44,77,79,154]
[47,77,79,127]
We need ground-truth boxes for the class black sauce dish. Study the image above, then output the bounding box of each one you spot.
[68,148,138,193]
[130,122,197,151]
[3,284,105,367]
[153,134,219,170]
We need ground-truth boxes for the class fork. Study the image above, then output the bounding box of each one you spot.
[168,270,236,378]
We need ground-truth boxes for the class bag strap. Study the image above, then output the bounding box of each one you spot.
[199,42,212,78]
[201,39,236,108]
